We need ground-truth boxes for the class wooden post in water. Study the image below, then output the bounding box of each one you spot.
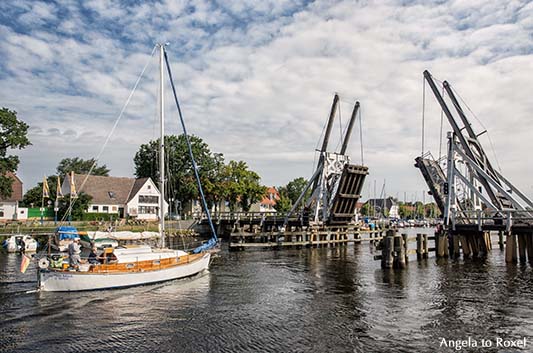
[416,233,423,261]
[436,231,449,258]
[393,233,406,269]
[498,231,504,251]
[505,231,517,263]
[423,234,429,259]
[526,233,533,264]
[381,230,394,269]
[460,235,471,258]
[401,233,408,265]
[517,234,527,263]
[452,232,460,258]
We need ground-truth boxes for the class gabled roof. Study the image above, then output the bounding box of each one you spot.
[0,172,23,202]
[66,174,157,205]
[260,186,280,206]
[127,177,150,203]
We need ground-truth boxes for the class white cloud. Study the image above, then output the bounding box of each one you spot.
[1,0,533,203]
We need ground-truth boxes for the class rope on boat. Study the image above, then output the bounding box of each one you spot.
[59,45,158,224]
[163,48,218,253]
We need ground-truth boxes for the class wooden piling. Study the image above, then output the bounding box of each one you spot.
[517,234,527,263]
[452,233,460,259]
[423,234,429,259]
[393,233,406,269]
[416,233,423,260]
[401,233,408,266]
[381,231,394,269]
[436,232,449,258]
[526,233,533,264]
[505,232,517,263]
[498,231,504,251]
[460,235,471,258]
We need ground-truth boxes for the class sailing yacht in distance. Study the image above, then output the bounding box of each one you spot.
[37,43,216,292]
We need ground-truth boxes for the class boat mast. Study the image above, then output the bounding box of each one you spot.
[158,43,165,248]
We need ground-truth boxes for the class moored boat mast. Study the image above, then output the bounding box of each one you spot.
[158,43,165,248]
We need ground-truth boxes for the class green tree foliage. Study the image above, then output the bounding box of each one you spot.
[0,108,31,198]
[21,175,92,220]
[134,135,224,206]
[360,203,371,216]
[220,160,267,212]
[274,187,292,212]
[285,177,309,205]
[56,157,109,177]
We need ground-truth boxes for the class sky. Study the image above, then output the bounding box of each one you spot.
[1,0,533,202]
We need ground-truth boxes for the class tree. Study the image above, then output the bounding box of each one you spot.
[360,203,371,216]
[0,108,31,198]
[220,160,267,212]
[56,157,109,177]
[134,135,223,206]
[21,175,92,220]
[274,187,292,212]
[285,177,309,205]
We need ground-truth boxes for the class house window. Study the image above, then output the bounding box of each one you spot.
[139,195,158,204]
[92,206,99,212]
[0,210,4,217]
[112,206,117,212]
[103,206,109,212]
[138,206,157,214]
[147,185,151,190]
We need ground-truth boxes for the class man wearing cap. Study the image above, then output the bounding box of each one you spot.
[68,238,82,270]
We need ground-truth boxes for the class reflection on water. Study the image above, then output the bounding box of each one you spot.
[1,228,533,352]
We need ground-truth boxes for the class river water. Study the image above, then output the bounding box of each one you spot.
[1,228,532,353]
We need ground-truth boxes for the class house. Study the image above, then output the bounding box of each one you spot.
[0,172,27,220]
[61,174,167,220]
[250,187,280,212]
[363,197,399,218]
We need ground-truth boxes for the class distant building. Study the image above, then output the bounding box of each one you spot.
[250,187,280,212]
[61,174,167,220]
[0,172,27,220]
[364,197,399,218]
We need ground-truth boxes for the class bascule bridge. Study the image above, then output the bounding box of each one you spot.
[415,70,533,262]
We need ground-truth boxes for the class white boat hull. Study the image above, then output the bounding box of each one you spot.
[39,252,211,292]
[2,235,38,253]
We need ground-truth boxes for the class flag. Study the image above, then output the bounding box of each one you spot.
[20,255,30,273]
[70,171,77,198]
[56,176,63,198]
[42,177,50,198]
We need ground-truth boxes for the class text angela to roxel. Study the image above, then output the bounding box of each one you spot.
[439,337,527,351]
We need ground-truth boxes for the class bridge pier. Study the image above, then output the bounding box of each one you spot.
[505,231,517,263]
[518,234,527,263]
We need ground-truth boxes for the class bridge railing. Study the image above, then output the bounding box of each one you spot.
[450,209,533,230]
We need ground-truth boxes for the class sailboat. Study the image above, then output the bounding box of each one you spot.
[37,44,217,292]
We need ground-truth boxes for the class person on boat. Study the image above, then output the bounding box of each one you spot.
[68,238,81,270]
[88,246,102,264]
[19,238,26,255]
